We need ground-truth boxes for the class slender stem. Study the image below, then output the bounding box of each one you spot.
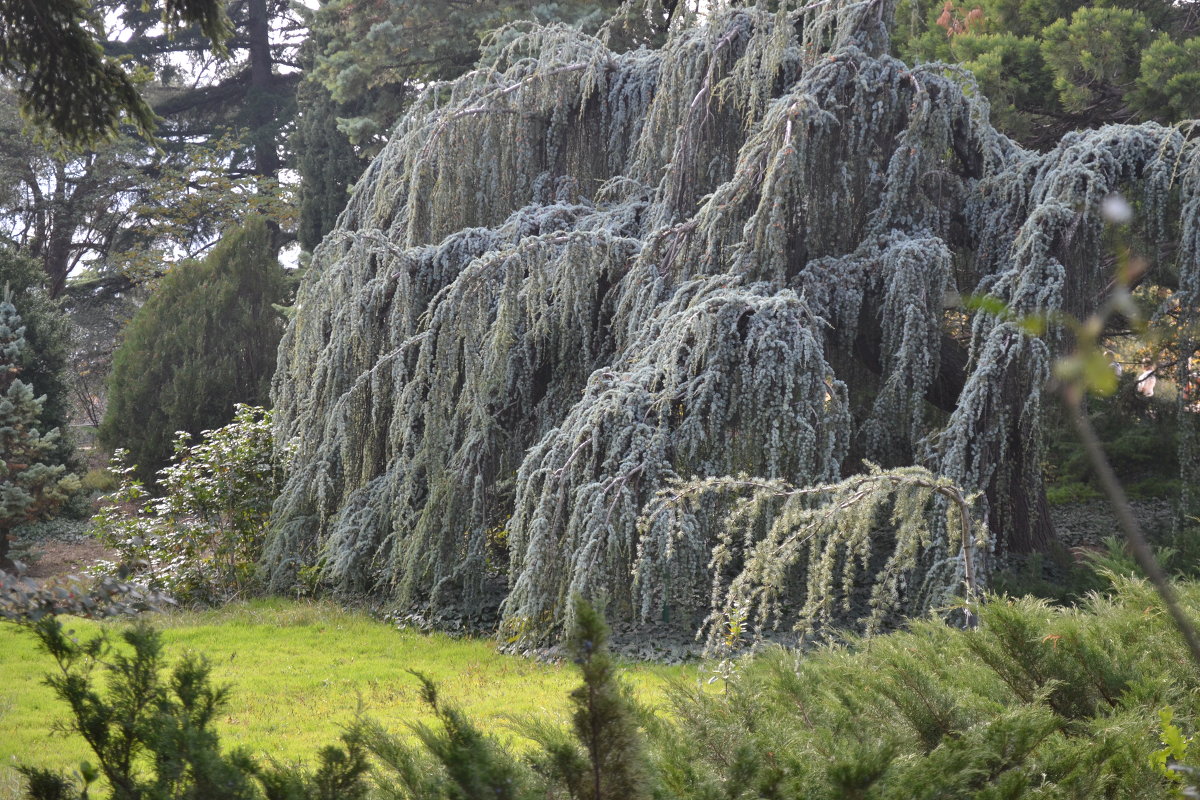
[1063,385,1200,666]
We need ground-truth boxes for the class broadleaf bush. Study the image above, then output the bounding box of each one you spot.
[90,405,284,604]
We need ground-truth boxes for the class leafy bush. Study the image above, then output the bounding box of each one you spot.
[90,405,282,604]
[0,569,169,623]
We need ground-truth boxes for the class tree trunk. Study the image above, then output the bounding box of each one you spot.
[246,0,280,180]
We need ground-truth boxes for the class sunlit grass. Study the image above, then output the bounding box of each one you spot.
[0,598,693,798]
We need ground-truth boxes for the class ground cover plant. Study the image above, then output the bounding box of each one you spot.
[655,576,1200,798]
[0,598,690,799]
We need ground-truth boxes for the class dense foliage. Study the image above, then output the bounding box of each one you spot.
[266,0,1200,642]
[92,405,282,604]
[100,217,286,483]
[305,0,630,151]
[0,289,79,570]
[0,247,75,469]
[893,0,1200,148]
[0,0,229,146]
[650,577,1200,798]
[293,0,635,251]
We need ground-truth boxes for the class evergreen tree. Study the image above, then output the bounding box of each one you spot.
[0,288,78,571]
[0,247,75,470]
[266,0,1200,643]
[553,597,648,800]
[100,215,286,484]
[292,38,366,253]
[892,0,1200,148]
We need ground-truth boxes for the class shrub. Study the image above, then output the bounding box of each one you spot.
[14,587,1200,799]
[0,568,169,623]
[90,405,282,604]
[99,215,286,484]
[14,617,369,800]
[648,577,1200,798]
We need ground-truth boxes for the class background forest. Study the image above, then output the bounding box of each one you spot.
[3,0,1200,798]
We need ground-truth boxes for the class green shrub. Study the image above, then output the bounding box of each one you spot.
[14,617,369,800]
[350,597,648,800]
[90,405,282,604]
[649,578,1200,798]
[100,215,286,484]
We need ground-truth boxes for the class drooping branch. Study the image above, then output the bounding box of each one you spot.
[265,2,1200,643]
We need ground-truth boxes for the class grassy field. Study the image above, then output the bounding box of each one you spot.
[0,599,693,799]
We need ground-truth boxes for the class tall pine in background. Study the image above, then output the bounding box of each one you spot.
[100,215,286,483]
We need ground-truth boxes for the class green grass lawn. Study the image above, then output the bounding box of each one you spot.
[0,598,694,799]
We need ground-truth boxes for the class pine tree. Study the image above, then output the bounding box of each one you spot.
[292,42,366,253]
[100,215,287,484]
[0,287,78,571]
[560,597,648,800]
